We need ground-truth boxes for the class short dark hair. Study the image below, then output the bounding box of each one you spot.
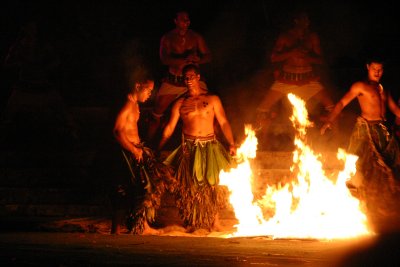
[131,65,153,84]
[175,10,189,19]
[366,54,385,65]
[182,64,200,76]
[126,65,153,94]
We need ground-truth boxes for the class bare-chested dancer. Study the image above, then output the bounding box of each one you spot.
[321,57,400,233]
[147,10,212,144]
[158,64,235,232]
[256,11,334,146]
[112,71,175,235]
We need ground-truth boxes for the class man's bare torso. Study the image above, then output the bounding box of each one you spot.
[118,102,141,144]
[162,29,199,75]
[279,30,318,72]
[178,93,215,137]
[357,81,387,121]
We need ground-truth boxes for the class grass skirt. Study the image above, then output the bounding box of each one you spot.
[117,146,176,234]
[164,137,234,230]
[347,117,400,233]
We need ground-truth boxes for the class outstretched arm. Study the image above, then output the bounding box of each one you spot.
[321,83,361,134]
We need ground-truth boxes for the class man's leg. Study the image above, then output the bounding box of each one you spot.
[256,89,284,125]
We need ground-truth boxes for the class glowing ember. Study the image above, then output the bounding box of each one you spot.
[220,93,372,239]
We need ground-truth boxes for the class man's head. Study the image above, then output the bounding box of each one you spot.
[134,80,154,103]
[130,66,154,102]
[293,11,310,30]
[366,61,384,83]
[182,64,200,89]
[174,11,190,31]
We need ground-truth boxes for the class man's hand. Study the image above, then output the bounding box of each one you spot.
[133,148,143,162]
[320,122,332,135]
[229,145,237,156]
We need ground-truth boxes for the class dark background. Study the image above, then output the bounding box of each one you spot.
[1,0,400,140]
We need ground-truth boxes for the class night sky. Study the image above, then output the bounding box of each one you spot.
[1,0,400,111]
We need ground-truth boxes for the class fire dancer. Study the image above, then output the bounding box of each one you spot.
[158,64,236,232]
[147,10,212,145]
[321,56,400,233]
[112,68,176,235]
[256,11,334,148]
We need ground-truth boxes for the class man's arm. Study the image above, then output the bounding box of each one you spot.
[321,83,361,134]
[158,99,182,150]
[195,33,212,64]
[306,33,323,65]
[113,106,143,161]
[159,35,186,67]
[213,96,236,155]
[270,36,292,63]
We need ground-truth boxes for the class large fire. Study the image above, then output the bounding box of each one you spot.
[220,93,372,239]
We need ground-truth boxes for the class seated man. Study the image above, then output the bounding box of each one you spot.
[256,11,334,149]
[147,11,211,145]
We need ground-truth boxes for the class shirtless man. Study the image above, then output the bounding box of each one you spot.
[321,57,400,233]
[256,11,334,146]
[114,79,154,161]
[147,10,212,144]
[158,64,235,232]
[112,73,175,235]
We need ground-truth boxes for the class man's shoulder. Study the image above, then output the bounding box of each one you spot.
[203,92,220,101]
[350,80,371,91]
[174,96,186,105]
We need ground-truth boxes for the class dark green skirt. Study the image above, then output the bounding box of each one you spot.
[347,117,400,233]
[120,146,176,234]
[164,137,235,230]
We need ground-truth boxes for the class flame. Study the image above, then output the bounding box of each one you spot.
[220,93,371,239]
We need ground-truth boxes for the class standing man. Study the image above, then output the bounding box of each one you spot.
[147,10,212,145]
[321,57,400,233]
[112,70,175,235]
[158,64,236,232]
[256,11,334,147]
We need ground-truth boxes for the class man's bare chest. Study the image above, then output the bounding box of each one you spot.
[180,96,211,116]
[170,36,197,53]
[285,35,313,50]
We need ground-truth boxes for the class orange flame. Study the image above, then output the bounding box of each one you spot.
[220,93,372,239]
